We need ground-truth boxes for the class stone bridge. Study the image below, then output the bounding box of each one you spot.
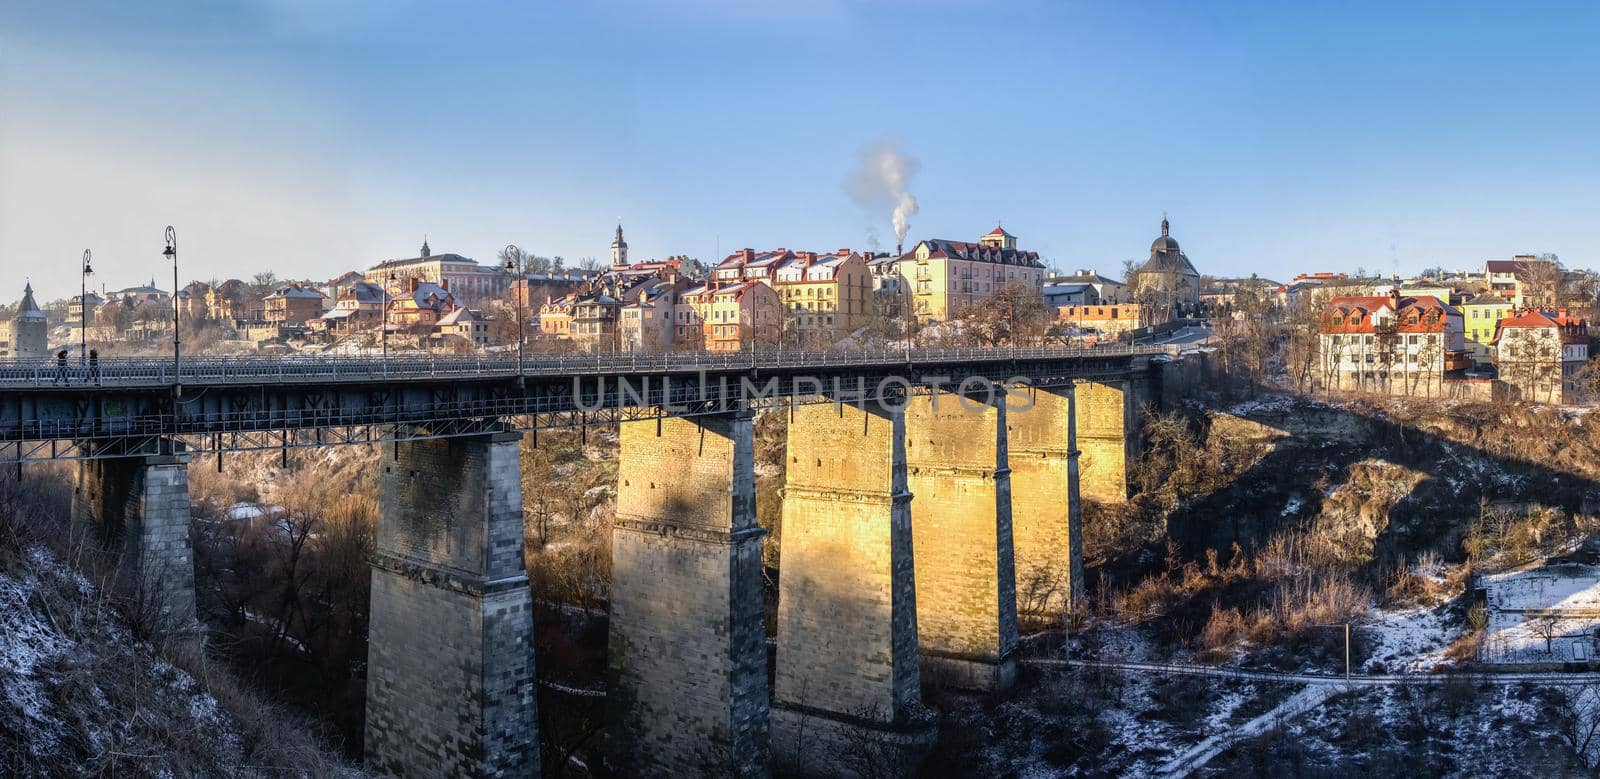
[1,346,1194,776]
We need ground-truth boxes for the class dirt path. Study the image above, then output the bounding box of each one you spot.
[1025,657,1600,777]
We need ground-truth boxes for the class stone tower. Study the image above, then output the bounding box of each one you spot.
[610,223,628,269]
[4,282,48,360]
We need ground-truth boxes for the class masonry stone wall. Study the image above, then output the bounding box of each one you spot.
[903,395,1018,691]
[1076,380,1136,502]
[73,452,196,624]
[774,401,933,777]
[607,414,768,777]
[1005,386,1083,619]
[365,432,538,778]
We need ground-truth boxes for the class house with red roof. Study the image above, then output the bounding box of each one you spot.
[1492,309,1589,403]
[1484,255,1559,308]
[1317,289,1469,396]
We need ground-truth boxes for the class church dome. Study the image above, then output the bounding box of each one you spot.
[1150,217,1179,253]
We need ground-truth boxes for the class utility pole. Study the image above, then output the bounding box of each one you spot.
[1345,622,1351,680]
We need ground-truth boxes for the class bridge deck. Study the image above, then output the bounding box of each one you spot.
[1,345,1183,463]
[0,344,1173,389]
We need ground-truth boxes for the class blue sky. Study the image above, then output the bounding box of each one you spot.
[3,0,1597,301]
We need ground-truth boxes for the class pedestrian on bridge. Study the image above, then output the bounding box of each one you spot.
[54,350,68,385]
[88,349,100,386]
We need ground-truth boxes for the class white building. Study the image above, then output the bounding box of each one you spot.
[1317,290,1469,395]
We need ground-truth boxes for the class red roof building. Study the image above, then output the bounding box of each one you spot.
[1493,309,1590,403]
[1317,290,1469,396]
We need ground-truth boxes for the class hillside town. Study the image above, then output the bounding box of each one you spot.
[6,221,1596,406]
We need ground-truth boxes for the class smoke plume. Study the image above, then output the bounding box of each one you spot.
[845,138,920,249]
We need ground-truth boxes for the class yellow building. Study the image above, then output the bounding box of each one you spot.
[538,296,574,338]
[1055,303,1152,340]
[674,280,779,352]
[711,248,873,345]
[1461,295,1513,365]
[772,251,871,345]
[891,226,1045,322]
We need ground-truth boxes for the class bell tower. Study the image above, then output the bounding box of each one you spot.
[611,223,629,269]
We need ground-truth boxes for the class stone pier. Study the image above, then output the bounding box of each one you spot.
[1076,377,1149,502]
[72,444,196,625]
[903,392,1019,692]
[364,432,539,778]
[1006,383,1084,620]
[606,413,768,777]
[773,401,935,778]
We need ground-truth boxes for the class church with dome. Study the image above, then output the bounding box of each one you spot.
[1134,217,1201,310]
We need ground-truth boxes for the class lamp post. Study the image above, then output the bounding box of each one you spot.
[503,244,526,379]
[163,226,180,388]
[80,249,93,363]
[382,271,395,368]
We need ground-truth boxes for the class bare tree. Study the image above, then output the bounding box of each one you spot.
[1554,683,1600,773]
[1519,256,1565,309]
[1530,615,1560,655]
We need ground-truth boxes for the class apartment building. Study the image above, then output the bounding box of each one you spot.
[1493,310,1589,403]
[261,283,324,325]
[1317,291,1469,396]
[364,239,508,304]
[1460,295,1515,365]
[675,279,779,352]
[890,226,1046,322]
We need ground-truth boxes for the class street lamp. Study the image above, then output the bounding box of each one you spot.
[382,270,396,367]
[503,244,526,379]
[163,226,180,388]
[80,249,93,363]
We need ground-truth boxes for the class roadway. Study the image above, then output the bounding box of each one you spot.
[0,343,1182,389]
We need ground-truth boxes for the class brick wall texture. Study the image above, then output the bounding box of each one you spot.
[903,396,1018,689]
[607,414,768,777]
[365,433,539,778]
[774,402,931,774]
[73,454,196,624]
[1076,380,1140,501]
[1005,386,1084,616]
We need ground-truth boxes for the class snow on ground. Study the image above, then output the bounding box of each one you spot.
[1163,683,1328,777]
[1486,564,1600,611]
[1225,395,1299,417]
[1483,564,1600,664]
[1079,623,1161,663]
[224,502,284,521]
[1202,687,1249,733]
[1208,679,1578,776]
[1363,605,1461,672]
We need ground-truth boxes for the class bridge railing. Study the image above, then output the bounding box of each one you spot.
[0,343,1188,388]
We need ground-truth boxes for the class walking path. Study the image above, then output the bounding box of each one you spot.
[1155,684,1333,778]
[1025,657,1600,777]
[1025,656,1600,686]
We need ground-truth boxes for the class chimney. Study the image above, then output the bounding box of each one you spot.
[896,241,904,256]
[740,248,755,263]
